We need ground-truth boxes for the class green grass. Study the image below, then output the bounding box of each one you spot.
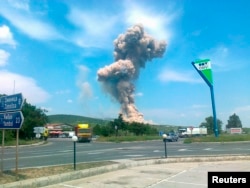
[183,134,250,143]
[3,139,43,146]
[97,135,161,142]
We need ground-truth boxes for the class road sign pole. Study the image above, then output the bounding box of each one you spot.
[192,59,219,138]
[1,129,4,174]
[16,129,19,180]
[210,85,219,137]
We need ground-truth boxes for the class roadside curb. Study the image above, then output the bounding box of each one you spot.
[1,155,250,188]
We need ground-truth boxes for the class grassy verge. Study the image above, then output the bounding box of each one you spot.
[3,139,44,146]
[184,134,250,143]
[96,135,161,142]
[0,161,116,184]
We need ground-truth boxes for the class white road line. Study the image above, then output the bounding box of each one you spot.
[146,170,187,187]
[125,155,144,157]
[59,183,80,188]
[178,149,189,151]
[204,148,212,150]
[153,150,160,152]
[88,152,104,155]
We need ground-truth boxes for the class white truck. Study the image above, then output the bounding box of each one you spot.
[178,127,207,137]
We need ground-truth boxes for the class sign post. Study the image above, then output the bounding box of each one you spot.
[0,93,24,176]
[189,126,193,136]
[192,59,219,137]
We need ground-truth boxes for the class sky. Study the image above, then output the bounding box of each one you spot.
[0,0,250,128]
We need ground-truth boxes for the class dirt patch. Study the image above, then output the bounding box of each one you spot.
[0,161,116,184]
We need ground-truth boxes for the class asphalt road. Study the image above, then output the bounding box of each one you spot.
[2,138,250,171]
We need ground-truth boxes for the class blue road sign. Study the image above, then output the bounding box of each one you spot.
[0,111,24,129]
[0,93,24,112]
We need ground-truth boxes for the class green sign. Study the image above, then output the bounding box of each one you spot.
[192,59,213,86]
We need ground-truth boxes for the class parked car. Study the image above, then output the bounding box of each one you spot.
[166,132,178,142]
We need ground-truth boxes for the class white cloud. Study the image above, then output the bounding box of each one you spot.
[0,25,17,47]
[0,70,50,104]
[123,1,179,42]
[135,92,143,97]
[78,82,93,99]
[67,99,73,103]
[0,49,10,66]
[200,45,248,72]
[200,46,229,70]
[191,104,209,109]
[67,7,118,48]
[76,65,93,100]
[158,69,202,83]
[7,0,30,11]
[234,105,250,113]
[0,1,62,41]
[55,89,71,95]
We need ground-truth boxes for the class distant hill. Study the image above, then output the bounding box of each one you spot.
[48,114,110,126]
[47,114,179,129]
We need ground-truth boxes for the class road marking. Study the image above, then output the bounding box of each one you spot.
[59,183,80,188]
[153,150,160,152]
[178,149,189,151]
[204,148,212,150]
[146,170,187,187]
[125,155,144,157]
[88,152,104,155]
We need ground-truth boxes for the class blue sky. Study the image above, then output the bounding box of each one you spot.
[0,0,250,128]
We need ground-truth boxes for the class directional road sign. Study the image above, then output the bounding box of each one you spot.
[0,93,24,112]
[0,111,24,129]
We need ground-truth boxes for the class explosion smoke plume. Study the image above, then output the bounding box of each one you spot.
[97,24,166,123]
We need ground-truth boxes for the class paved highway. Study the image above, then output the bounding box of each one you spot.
[2,138,250,170]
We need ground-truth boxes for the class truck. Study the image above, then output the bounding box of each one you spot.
[178,127,207,137]
[75,124,92,142]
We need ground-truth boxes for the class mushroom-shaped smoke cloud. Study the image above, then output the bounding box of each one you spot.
[97,24,167,123]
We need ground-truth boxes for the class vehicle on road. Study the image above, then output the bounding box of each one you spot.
[166,132,178,142]
[75,124,92,142]
[178,127,207,137]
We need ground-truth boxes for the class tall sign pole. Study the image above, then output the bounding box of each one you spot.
[192,59,219,137]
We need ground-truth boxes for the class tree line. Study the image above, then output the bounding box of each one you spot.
[92,114,158,137]
[199,113,243,134]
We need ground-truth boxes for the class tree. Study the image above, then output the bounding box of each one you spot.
[20,99,48,139]
[93,124,102,135]
[113,113,128,131]
[226,113,242,129]
[200,116,223,135]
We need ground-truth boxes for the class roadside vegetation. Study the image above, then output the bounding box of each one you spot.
[183,133,250,143]
[96,135,161,142]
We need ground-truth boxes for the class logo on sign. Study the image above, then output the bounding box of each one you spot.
[197,61,211,70]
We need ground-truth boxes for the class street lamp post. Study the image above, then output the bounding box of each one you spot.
[72,136,78,170]
[115,125,118,137]
[162,134,167,158]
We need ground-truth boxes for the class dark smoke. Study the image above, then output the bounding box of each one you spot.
[97,24,166,123]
